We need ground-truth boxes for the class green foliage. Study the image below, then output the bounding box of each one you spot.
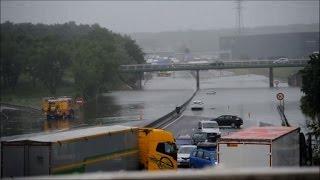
[300,53,320,121]
[1,21,145,99]
[300,53,320,165]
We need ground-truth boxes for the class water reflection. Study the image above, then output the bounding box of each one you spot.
[0,108,43,137]
[83,95,121,125]
[43,119,70,132]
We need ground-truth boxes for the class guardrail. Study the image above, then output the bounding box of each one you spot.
[119,59,309,72]
[0,102,41,112]
[145,90,198,128]
[26,167,319,180]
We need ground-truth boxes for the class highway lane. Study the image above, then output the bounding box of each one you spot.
[163,70,307,138]
[163,115,257,138]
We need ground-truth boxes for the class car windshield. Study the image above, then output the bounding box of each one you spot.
[203,122,218,128]
[176,138,192,145]
[193,100,202,104]
[193,133,207,139]
[178,146,196,154]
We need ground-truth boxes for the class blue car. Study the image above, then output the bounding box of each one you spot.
[189,144,217,168]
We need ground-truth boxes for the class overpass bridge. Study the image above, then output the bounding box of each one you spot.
[119,59,308,89]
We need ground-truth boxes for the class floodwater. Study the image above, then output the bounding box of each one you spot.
[186,73,308,129]
[0,71,195,136]
[0,70,309,137]
[165,70,309,137]
[83,71,195,127]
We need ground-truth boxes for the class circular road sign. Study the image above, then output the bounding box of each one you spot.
[75,97,85,105]
[276,93,284,101]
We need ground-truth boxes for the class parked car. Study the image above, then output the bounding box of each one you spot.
[176,135,193,148]
[211,115,243,128]
[273,58,289,64]
[191,100,204,110]
[189,147,217,168]
[177,145,197,167]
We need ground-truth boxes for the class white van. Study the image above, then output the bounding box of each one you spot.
[198,120,221,135]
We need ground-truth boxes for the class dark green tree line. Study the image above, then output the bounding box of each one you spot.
[1,21,144,98]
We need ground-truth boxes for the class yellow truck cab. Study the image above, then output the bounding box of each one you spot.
[139,128,177,170]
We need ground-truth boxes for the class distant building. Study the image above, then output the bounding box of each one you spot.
[219,32,319,59]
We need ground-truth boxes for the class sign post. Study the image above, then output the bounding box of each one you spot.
[274,80,280,88]
[276,92,285,111]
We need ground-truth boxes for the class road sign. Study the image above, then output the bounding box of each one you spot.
[75,97,85,105]
[276,93,284,101]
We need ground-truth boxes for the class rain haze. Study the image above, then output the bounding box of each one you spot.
[1,0,320,177]
[1,0,319,33]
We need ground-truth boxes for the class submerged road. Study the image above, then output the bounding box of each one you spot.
[161,70,307,137]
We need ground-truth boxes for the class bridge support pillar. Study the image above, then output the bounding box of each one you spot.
[269,67,274,88]
[196,70,200,90]
[137,72,143,89]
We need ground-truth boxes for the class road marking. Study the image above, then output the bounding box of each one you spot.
[162,115,184,129]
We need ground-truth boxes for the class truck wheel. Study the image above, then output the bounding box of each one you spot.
[231,123,236,128]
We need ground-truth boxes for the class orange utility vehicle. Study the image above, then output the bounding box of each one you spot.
[41,96,75,120]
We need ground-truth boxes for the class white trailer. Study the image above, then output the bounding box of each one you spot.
[217,126,300,168]
[1,125,140,177]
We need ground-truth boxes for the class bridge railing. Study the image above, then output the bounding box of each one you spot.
[119,59,309,72]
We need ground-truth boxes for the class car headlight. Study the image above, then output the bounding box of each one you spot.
[214,162,218,165]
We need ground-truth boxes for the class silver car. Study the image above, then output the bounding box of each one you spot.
[177,145,197,167]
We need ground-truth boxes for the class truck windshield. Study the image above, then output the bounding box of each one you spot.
[156,142,177,160]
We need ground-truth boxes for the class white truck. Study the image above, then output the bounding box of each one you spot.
[217,126,300,167]
[1,125,177,177]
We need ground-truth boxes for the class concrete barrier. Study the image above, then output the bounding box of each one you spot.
[22,167,320,180]
[145,90,198,128]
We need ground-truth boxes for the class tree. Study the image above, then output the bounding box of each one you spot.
[1,21,145,99]
[300,53,320,134]
[122,35,144,64]
[34,35,71,94]
[300,52,320,165]
[0,22,25,90]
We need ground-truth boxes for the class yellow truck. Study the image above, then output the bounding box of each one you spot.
[41,97,75,120]
[1,125,177,177]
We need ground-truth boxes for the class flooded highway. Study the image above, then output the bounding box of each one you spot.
[163,70,309,137]
[0,71,195,136]
[1,70,308,137]
[90,72,195,127]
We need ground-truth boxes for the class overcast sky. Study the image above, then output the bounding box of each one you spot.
[1,1,319,33]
